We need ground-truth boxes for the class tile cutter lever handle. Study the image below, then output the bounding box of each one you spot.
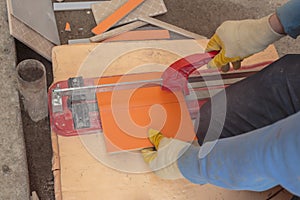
[161,50,219,94]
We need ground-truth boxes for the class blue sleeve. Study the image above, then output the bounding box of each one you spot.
[177,111,300,196]
[276,0,300,38]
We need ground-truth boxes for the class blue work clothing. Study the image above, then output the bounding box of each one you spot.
[197,55,300,144]
[179,55,300,196]
[178,110,300,195]
[277,0,300,38]
[177,0,300,195]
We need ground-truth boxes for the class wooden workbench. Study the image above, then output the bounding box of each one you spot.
[51,39,291,200]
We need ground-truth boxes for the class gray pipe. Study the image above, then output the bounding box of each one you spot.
[17,59,48,122]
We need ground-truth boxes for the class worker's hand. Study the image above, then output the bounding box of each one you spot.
[141,129,190,180]
[206,15,284,72]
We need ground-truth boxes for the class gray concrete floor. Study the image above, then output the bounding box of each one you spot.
[158,0,300,57]
[0,1,30,200]
[1,0,300,200]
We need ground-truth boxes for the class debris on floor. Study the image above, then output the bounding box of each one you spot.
[31,191,40,200]
[64,22,71,32]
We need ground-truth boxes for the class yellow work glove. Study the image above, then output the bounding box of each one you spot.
[141,129,190,180]
[206,15,284,72]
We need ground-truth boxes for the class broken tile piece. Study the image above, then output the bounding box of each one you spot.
[65,22,71,32]
[92,0,146,35]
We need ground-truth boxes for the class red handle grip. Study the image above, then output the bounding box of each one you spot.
[161,51,219,94]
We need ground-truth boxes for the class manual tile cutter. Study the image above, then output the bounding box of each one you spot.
[49,51,267,136]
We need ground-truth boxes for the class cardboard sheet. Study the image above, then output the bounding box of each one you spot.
[51,39,290,200]
[96,73,195,152]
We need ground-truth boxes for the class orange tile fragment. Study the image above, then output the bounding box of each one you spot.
[96,72,196,153]
[102,30,170,42]
[65,22,71,32]
[92,0,145,35]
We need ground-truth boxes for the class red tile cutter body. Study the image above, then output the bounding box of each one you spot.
[49,51,267,136]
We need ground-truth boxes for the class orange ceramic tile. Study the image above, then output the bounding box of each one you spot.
[96,73,196,153]
[103,30,170,42]
[92,0,145,35]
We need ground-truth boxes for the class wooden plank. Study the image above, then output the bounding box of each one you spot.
[92,0,146,35]
[103,29,170,42]
[267,188,293,200]
[51,40,283,199]
[139,16,206,39]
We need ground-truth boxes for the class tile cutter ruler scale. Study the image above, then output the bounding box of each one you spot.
[49,51,267,136]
